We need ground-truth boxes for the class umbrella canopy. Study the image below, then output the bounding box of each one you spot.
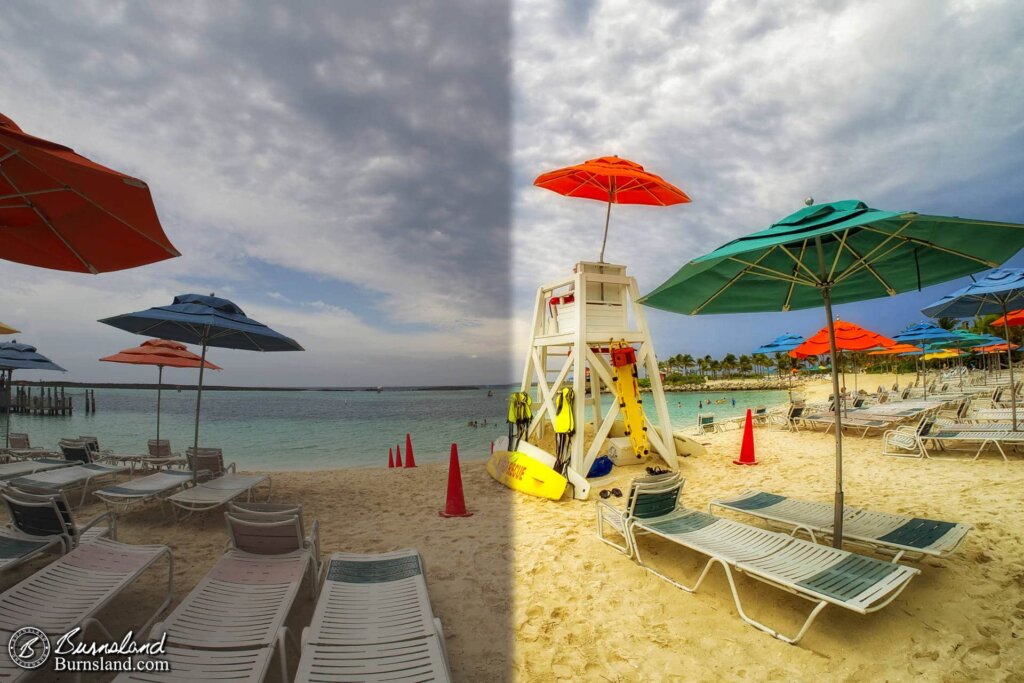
[99,339,222,370]
[0,341,65,372]
[993,309,1024,327]
[100,294,302,474]
[789,321,896,358]
[0,341,64,447]
[926,330,992,350]
[892,321,960,345]
[976,342,1018,353]
[100,339,221,445]
[642,199,1024,548]
[753,332,805,354]
[0,113,180,273]
[923,349,961,361]
[868,343,922,355]
[534,155,690,262]
[922,268,1024,429]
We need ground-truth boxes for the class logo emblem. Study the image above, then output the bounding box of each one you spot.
[8,627,50,670]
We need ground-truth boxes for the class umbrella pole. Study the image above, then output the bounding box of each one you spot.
[1002,302,1017,431]
[156,365,163,445]
[4,370,10,448]
[193,341,208,482]
[821,289,845,548]
[598,199,612,263]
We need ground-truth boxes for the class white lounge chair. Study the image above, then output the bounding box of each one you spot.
[93,469,195,513]
[709,490,972,562]
[883,417,1024,461]
[295,548,452,682]
[0,458,72,481]
[4,461,128,506]
[3,487,115,554]
[118,508,318,682]
[0,538,173,682]
[599,476,920,644]
[167,474,272,518]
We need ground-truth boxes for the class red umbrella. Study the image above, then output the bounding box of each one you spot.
[790,321,897,358]
[534,155,690,262]
[993,309,1024,327]
[0,112,180,273]
[100,339,220,443]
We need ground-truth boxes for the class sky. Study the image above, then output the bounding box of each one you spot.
[1,0,1023,386]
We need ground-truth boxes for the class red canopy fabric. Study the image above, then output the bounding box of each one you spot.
[533,155,691,206]
[0,112,180,273]
[99,339,221,370]
[992,309,1024,327]
[790,321,897,359]
[976,342,1019,353]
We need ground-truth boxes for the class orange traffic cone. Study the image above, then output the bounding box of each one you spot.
[395,444,403,468]
[388,448,394,468]
[733,409,758,466]
[439,443,473,517]
[405,433,416,468]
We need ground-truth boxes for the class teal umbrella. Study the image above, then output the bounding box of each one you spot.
[642,199,1024,547]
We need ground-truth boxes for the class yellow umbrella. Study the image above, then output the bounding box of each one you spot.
[0,322,18,335]
[923,349,961,361]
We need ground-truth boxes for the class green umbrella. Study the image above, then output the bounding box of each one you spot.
[641,199,1024,547]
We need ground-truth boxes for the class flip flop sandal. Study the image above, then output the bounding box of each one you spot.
[599,489,611,499]
[611,488,622,498]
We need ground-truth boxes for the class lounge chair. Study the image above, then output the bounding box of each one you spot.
[0,458,72,481]
[93,469,196,513]
[751,406,769,424]
[598,476,920,644]
[167,474,271,518]
[769,404,804,432]
[709,490,972,562]
[0,538,173,682]
[696,413,718,434]
[1,433,56,461]
[800,411,897,437]
[294,548,452,683]
[4,460,128,506]
[100,439,187,473]
[118,509,318,682]
[1,487,115,566]
[883,417,1024,461]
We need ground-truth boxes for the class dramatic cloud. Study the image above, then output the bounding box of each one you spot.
[512,0,1024,361]
[0,0,511,386]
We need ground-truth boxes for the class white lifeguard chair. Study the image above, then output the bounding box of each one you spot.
[519,261,678,500]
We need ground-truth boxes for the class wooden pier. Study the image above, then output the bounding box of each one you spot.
[0,386,97,416]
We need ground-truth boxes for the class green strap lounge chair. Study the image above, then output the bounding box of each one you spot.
[0,539,173,682]
[295,548,452,683]
[710,491,972,562]
[883,417,1024,461]
[696,413,718,434]
[599,477,919,645]
[2,487,115,555]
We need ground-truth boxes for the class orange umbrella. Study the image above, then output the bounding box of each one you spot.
[0,113,180,273]
[100,339,220,443]
[993,309,1024,327]
[534,155,690,262]
[976,342,1019,353]
[790,321,898,358]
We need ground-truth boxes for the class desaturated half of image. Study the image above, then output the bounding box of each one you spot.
[0,2,512,681]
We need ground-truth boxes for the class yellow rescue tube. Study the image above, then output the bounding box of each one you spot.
[487,449,568,501]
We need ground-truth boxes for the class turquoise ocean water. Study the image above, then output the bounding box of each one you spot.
[6,387,787,470]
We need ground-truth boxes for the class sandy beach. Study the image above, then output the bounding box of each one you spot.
[5,371,1022,682]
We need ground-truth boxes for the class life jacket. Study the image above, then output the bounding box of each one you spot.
[554,388,575,435]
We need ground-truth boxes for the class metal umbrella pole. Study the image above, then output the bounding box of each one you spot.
[156,365,163,444]
[192,334,209,482]
[1001,301,1018,431]
[816,236,845,548]
[4,369,10,448]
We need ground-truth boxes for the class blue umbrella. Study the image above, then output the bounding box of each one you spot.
[99,294,303,466]
[922,268,1024,429]
[892,322,960,345]
[753,333,805,354]
[0,341,65,447]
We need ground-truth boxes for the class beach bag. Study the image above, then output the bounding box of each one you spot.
[587,455,613,478]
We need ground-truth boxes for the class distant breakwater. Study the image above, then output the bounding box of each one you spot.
[652,379,800,392]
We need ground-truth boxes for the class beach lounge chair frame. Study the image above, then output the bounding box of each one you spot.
[709,490,972,563]
[882,417,1024,461]
[0,457,72,481]
[93,469,196,513]
[3,486,116,555]
[4,461,129,506]
[696,413,719,434]
[769,404,804,432]
[596,472,684,556]
[125,512,319,683]
[294,548,452,683]
[167,474,272,519]
[602,477,920,644]
[0,538,173,682]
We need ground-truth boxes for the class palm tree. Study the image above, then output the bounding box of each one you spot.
[702,354,713,377]
[710,359,722,378]
[681,353,694,375]
[937,317,957,331]
[722,353,737,377]
[739,354,753,375]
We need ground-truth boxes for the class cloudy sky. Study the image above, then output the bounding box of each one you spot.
[2,1,1023,386]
